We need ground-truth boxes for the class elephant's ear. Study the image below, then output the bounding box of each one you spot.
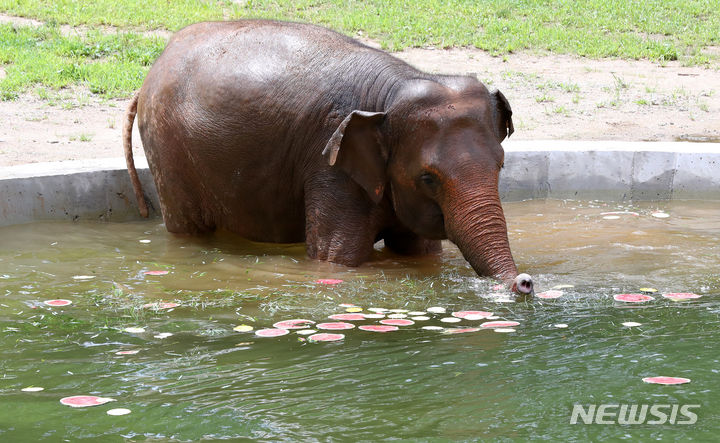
[322,110,387,204]
[490,89,514,142]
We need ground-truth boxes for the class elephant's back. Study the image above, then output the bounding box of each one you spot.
[135,20,414,241]
[144,20,387,108]
[138,20,397,158]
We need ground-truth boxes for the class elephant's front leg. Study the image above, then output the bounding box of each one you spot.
[304,183,386,267]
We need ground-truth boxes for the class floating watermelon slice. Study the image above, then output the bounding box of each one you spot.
[481,321,520,328]
[255,328,290,337]
[44,299,72,307]
[115,350,140,355]
[379,319,414,326]
[317,322,355,330]
[536,290,564,299]
[642,376,690,385]
[614,293,654,303]
[144,270,169,276]
[662,293,702,300]
[308,333,344,342]
[272,319,315,329]
[444,328,481,334]
[452,311,493,319]
[316,279,343,285]
[328,313,365,321]
[142,302,179,309]
[358,325,399,332]
[60,395,116,408]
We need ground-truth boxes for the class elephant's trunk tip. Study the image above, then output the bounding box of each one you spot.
[510,273,534,295]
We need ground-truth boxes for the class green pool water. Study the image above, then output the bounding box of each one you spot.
[1,200,718,441]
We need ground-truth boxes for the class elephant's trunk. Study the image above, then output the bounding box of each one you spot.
[441,172,533,295]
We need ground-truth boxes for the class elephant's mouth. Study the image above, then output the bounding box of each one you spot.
[416,206,446,240]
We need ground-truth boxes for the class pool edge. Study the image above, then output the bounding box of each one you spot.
[1,142,719,227]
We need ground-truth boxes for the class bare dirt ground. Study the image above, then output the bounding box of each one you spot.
[1,14,719,167]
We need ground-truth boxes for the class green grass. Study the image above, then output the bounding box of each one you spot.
[535,94,555,103]
[0,23,164,99]
[1,0,719,99]
[3,0,719,57]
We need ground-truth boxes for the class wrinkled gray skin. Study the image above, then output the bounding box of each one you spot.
[124,20,533,294]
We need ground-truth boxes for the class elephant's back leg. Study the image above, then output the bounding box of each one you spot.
[138,96,217,235]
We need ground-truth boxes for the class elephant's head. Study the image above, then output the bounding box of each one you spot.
[323,78,533,295]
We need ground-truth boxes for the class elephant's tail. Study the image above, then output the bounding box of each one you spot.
[124,91,149,218]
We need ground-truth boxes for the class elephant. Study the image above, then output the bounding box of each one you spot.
[124,19,533,294]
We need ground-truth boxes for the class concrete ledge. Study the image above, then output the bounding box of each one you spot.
[1,141,719,227]
[0,157,160,227]
[500,140,720,201]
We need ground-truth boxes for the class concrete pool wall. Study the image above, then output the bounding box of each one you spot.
[1,141,719,227]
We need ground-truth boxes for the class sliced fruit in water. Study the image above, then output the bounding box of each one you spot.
[233,325,254,332]
[328,313,365,321]
[536,290,564,299]
[662,293,702,300]
[444,328,480,334]
[614,293,654,303]
[308,333,344,342]
[317,279,343,285]
[452,311,493,319]
[255,328,290,337]
[272,319,315,329]
[642,376,690,385]
[379,319,415,326]
[21,387,44,392]
[481,321,520,328]
[60,396,116,408]
[44,299,72,307]
[316,322,355,330]
[358,325,399,332]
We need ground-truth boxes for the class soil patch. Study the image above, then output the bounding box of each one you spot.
[2,21,719,166]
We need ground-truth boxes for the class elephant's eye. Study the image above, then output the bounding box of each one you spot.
[420,173,436,186]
